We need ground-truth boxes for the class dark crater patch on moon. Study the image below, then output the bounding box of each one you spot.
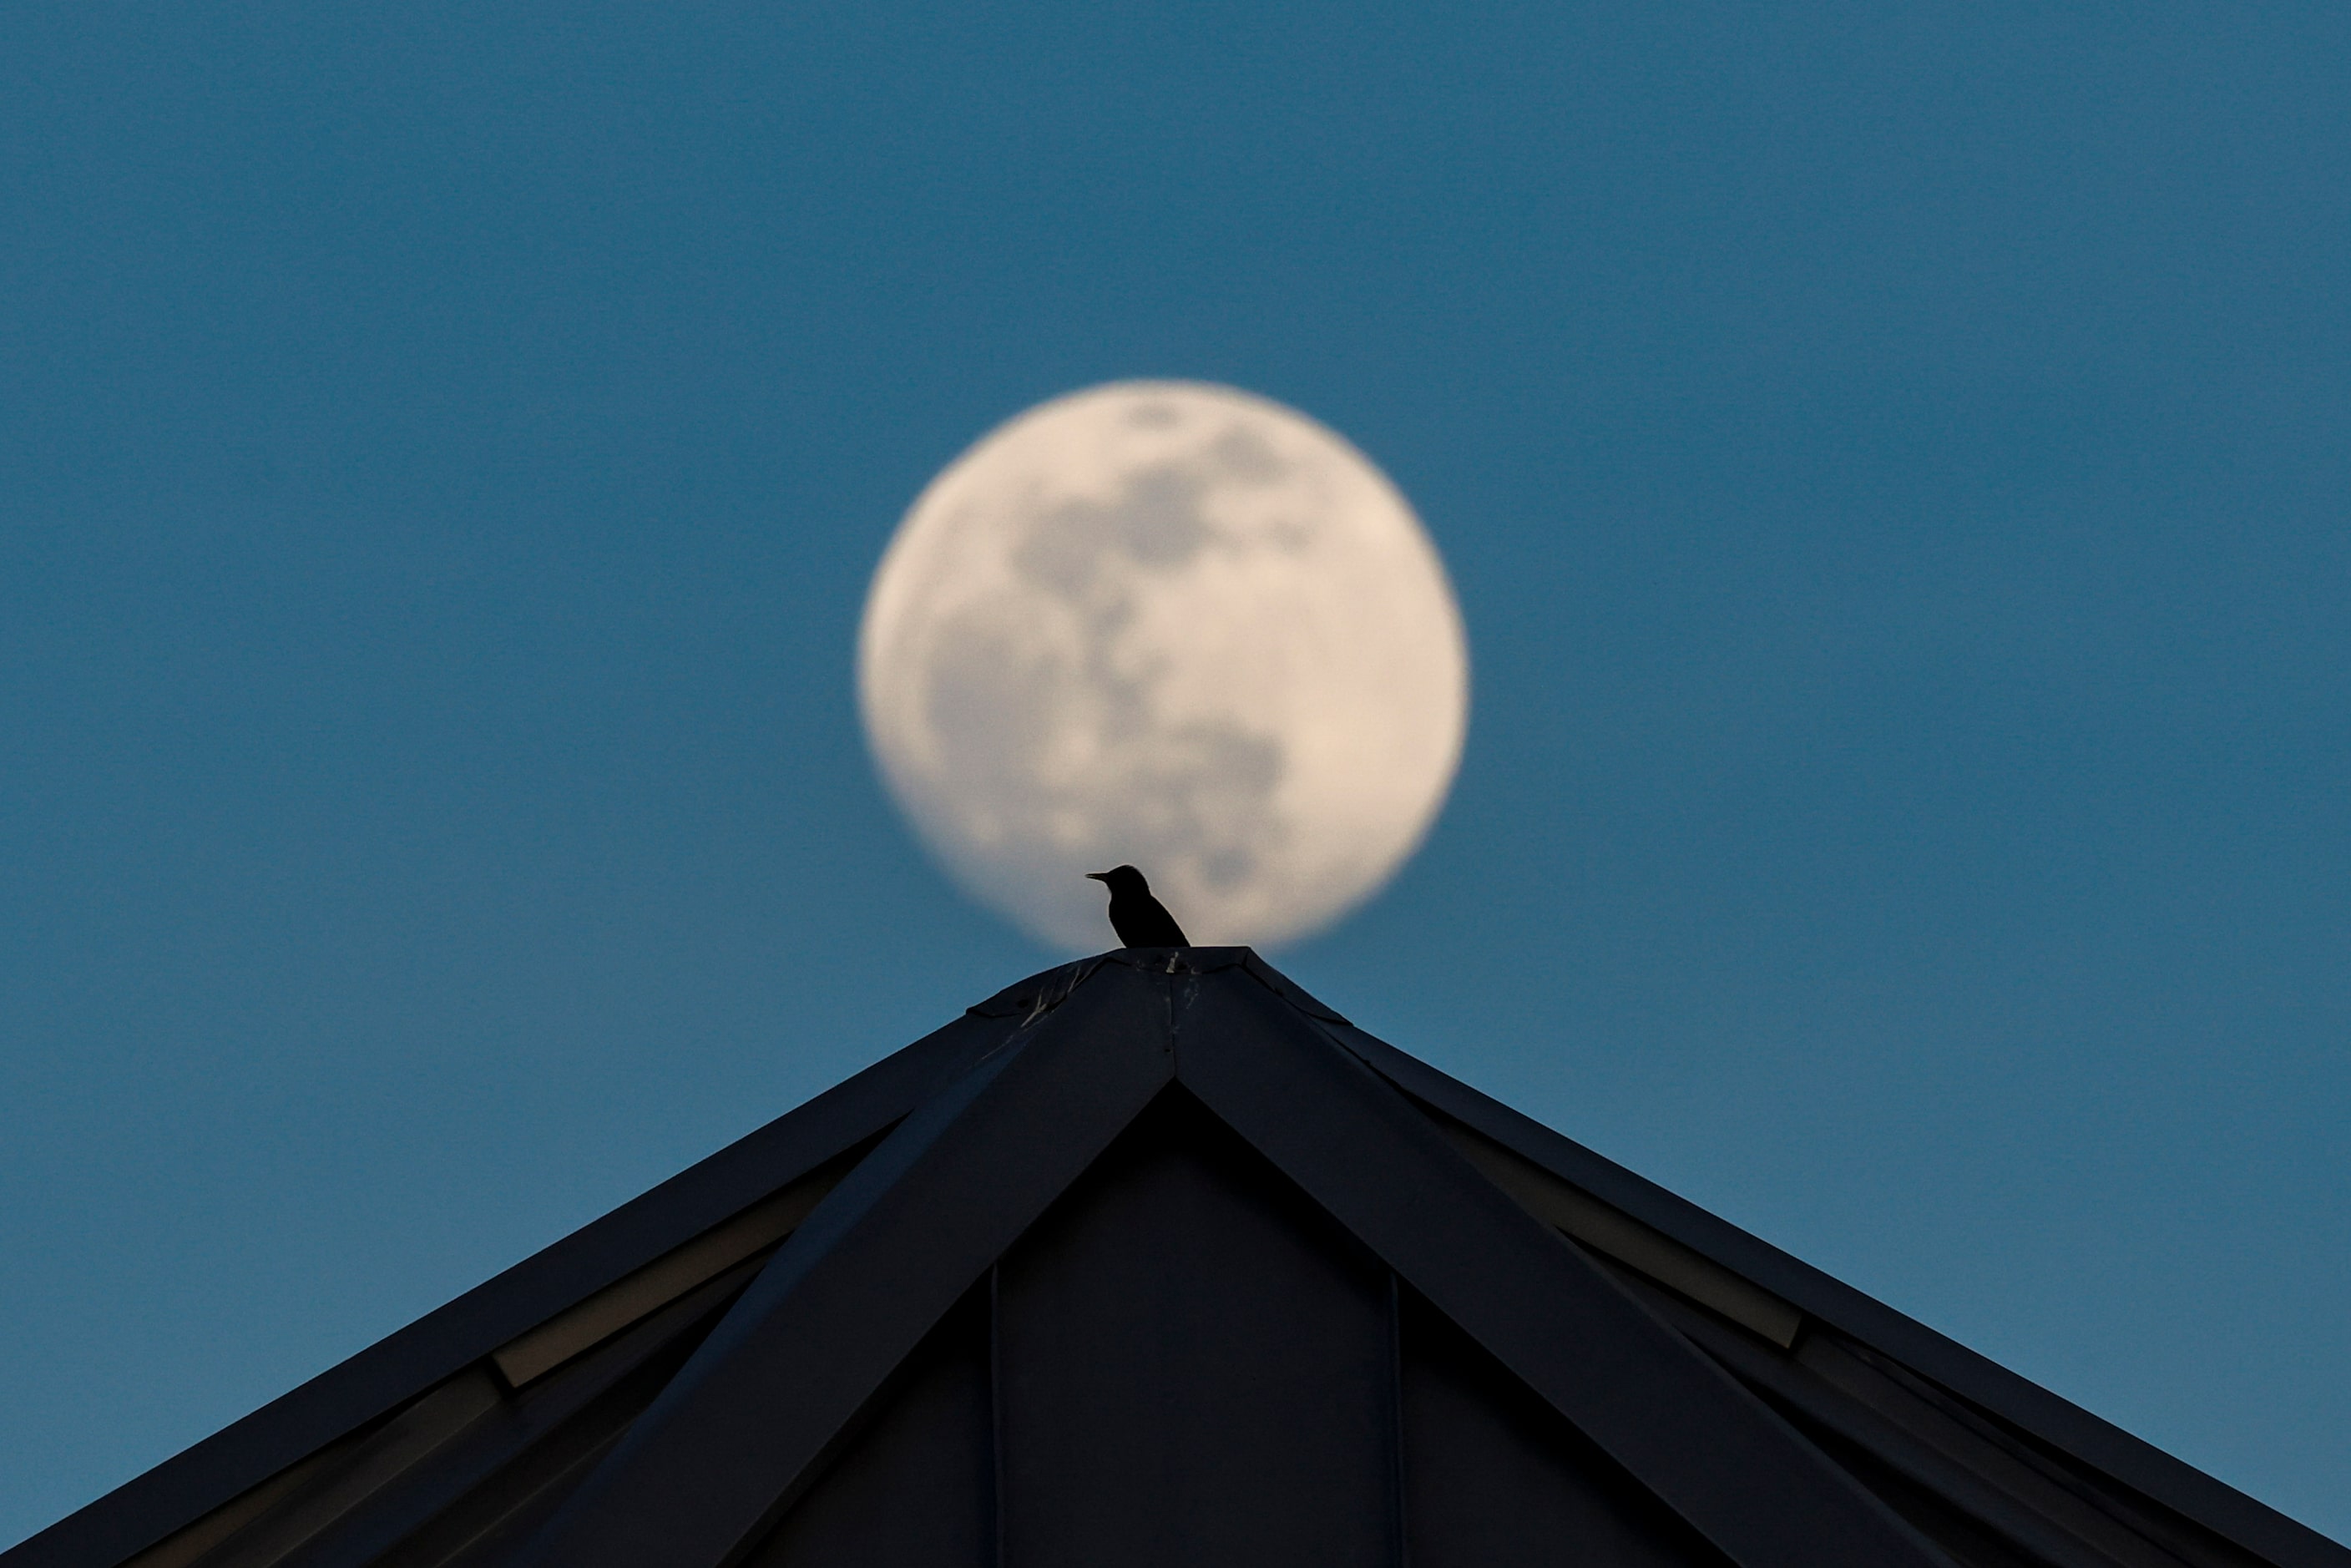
[925,449,1293,900]
[1013,463,1212,598]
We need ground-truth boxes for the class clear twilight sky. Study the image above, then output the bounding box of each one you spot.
[3,3,2347,1548]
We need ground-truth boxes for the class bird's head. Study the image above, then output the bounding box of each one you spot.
[1085,865,1150,895]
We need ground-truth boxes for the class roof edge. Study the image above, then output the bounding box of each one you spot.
[1307,1005,2347,1566]
[1,1008,1020,1568]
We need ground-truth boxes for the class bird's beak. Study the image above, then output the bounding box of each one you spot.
[1084,871,1109,883]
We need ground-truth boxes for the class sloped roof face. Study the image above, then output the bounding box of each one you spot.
[8,951,2343,1568]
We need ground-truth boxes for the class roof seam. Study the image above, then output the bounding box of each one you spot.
[491,1138,876,1388]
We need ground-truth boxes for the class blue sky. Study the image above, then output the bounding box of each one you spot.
[3,2,2346,1547]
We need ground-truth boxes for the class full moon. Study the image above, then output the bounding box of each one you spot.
[858,382,1469,951]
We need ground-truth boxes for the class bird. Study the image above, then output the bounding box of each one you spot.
[1085,865,1191,948]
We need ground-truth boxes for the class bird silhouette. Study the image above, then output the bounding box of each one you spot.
[1085,865,1191,948]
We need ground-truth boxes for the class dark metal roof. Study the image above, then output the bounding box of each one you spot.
[8,948,2342,1568]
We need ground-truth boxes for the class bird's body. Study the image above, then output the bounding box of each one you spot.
[1085,866,1191,948]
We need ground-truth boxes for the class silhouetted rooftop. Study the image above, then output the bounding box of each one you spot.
[8,948,2342,1568]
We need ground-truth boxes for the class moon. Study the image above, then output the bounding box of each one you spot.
[858,381,1469,952]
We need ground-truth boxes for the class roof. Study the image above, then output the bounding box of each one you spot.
[7,948,2342,1568]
